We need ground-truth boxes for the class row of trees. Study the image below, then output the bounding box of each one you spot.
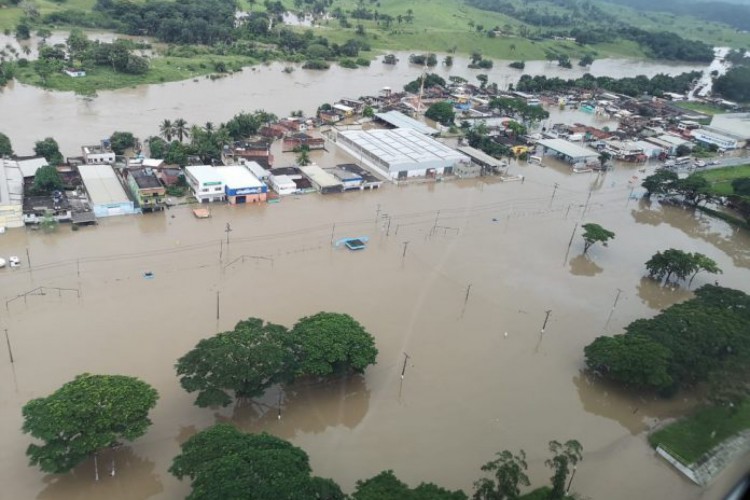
[645,249,722,286]
[176,313,379,407]
[515,71,702,98]
[584,285,749,402]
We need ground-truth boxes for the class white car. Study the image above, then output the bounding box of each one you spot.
[9,256,21,268]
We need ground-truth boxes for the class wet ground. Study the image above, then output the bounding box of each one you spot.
[1,156,749,499]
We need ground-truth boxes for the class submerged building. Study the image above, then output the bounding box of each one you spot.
[336,128,469,180]
[78,164,136,217]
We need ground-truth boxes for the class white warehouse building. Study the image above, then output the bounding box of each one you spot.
[336,128,469,180]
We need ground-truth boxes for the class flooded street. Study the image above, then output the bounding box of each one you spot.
[0,48,708,155]
[1,158,749,499]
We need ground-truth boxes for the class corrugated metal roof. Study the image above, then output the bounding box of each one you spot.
[375,110,439,135]
[299,165,342,188]
[457,146,505,168]
[78,164,130,205]
[215,166,263,189]
[537,139,598,159]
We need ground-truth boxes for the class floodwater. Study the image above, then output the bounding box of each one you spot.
[0,44,709,154]
[1,156,749,499]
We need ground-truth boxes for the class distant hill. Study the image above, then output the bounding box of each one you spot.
[599,0,750,31]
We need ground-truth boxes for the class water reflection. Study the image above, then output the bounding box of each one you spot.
[636,276,693,311]
[217,375,370,439]
[631,201,750,268]
[569,254,604,277]
[37,446,163,500]
[573,372,695,435]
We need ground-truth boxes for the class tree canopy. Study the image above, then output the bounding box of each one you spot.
[425,101,456,127]
[110,131,137,155]
[31,165,63,195]
[22,374,158,474]
[404,73,446,93]
[473,450,530,500]
[352,470,467,500]
[584,285,750,400]
[580,223,615,254]
[293,312,378,377]
[176,318,297,407]
[545,440,583,500]
[34,137,64,166]
[0,132,13,156]
[645,249,721,286]
[170,424,344,500]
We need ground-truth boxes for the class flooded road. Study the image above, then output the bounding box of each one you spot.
[1,158,749,499]
[0,47,708,154]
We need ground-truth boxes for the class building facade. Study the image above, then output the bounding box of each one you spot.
[185,165,226,203]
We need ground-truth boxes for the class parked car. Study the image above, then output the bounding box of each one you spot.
[694,160,706,168]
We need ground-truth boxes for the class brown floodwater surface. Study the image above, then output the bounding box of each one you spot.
[1,160,749,499]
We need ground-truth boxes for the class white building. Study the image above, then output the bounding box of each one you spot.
[185,165,226,203]
[0,158,24,228]
[214,165,267,204]
[268,174,297,196]
[299,164,343,194]
[82,144,116,165]
[78,164,136,218]
[241,160,269,181]
[691,128,741,150]
[336,128,469,180]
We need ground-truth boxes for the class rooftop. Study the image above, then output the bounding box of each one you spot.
[242,161,268,179]
[456,146,506,168]
[537,138,598,160]
[131,170,163,189]
[1,159,23,206]
[375,110,439,135]
[299,165,342,189]
[185,165,224,184]
[78,164,131,205]
[215,166,264,189]
[338,129,468,169]
[17,157,49,178]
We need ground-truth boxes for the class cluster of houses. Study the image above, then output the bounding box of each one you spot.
[2,79,748,231]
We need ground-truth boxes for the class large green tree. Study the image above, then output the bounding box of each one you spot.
[176,318,297,407]
[352,470,466,500]
[580,223,615,254]
[584,285,750,397]
[645,248,696,284]
[170,424,344,500]
[0,131,13,156]
[425,101,456,127]
[293,312,378,377]
[33,137,64,166]
[545,440,583,500]
[584,335,673,390]
[31,165,63,195]
[473,450,530,500]
[109,131,137,155]
[641,170,678,197]
[22,374,158,474]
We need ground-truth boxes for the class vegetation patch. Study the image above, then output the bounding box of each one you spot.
[649,400,750,465]
[700,164,750,196]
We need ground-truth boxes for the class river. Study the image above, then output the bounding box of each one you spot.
[0,40,712,155]
[1,153,749,499]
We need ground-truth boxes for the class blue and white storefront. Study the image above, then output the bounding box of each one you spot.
[215,166,268,204]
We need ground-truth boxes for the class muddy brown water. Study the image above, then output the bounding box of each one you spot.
[0,44,709,155]
[1,153,749,499]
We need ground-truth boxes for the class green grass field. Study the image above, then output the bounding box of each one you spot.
[648,400,750,465]
[700,164,750,196]
[675,101,728,116]
[14,54,254,94]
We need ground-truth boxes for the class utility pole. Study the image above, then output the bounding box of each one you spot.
[431,210,441,236]
[401,352,411,379]
[461,284,472,318]
[4,329,14,363]
[216,291,220,320]
[541,310,552,333]
[375,203,381,222]
[604,288,623,329]
[563,222,579,266]
[277,389,282,420]
[566,465,578,493]
[225,222,232,245]
[330,223,336,245]
[549,182,559,207]
[386,216,391,236]
[582,188,593,216]
[401,241,410,264]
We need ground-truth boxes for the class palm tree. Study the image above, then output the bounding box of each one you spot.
[174,118,189,142]
[203,122,214,136]
[295,145,311,166]
[159,119,174,142]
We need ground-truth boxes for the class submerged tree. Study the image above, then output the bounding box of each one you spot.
[353,470,466,500]
[0,131,13,156]
[22,374,158,475]
[293,312,378,377]
[545,440,583,500]
[473,450,530,500]
[176,318,297,407]
[31,165,63,195]
[645,249,720,286]
[170,424,344,500]
[33,137,64,166]
[581,223,615,254]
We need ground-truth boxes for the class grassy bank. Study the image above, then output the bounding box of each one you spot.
[700,164,750,196]
[14,54,255,93]
[648,400,750,465]
[675,101,728,116]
